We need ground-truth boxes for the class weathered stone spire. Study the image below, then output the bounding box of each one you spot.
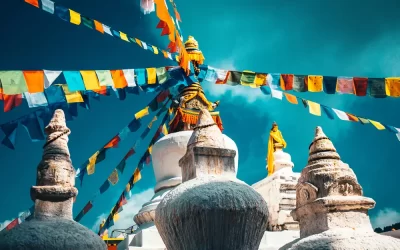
[155,109,268,250]
[282,127,400,249]
[31,109,77,220]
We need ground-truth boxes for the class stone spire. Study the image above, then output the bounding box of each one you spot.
[0,109,107,250]
[31,109,77,220]
[282,127,400,249]
[155,109,268,250]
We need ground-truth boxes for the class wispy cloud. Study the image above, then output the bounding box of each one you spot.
[371,208,400,229]
[91,189,154,235]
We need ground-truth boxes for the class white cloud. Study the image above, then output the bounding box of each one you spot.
[92,188,154,236]
[371,208,400,229]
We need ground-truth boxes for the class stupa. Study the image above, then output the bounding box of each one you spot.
[252,122,300,249]
[281,127,400,249]
[0,109,107,250]
[119,36,238,250]
[155,109,269,250]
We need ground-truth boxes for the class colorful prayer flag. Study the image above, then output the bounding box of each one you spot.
[284,93,298,104]
[41,0,55,14]
[108,170,119,185]
[369,120,385,130]
[69,10,81,25]
[336,77,355,94]
[25,0,39,8]
[146,68,157,84]
[385,77,400,97]
[120,32,129,42]
[0,71,28,95]
[110,70,128,89]
[280,74,294,91]
[307,75,323,92]
[308,101,321,116]
[80,71,100,90]
[61,85,84,103]
[87,151,100,175]
[332,108,350,121]
[135,107,150,119]
[133,168,141,183]
[23,71,44,93]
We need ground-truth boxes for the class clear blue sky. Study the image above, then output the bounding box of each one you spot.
[1,0,400,232]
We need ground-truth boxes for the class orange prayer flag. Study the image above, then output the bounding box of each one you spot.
[25,0,39,8]
[104,136,121,149]
[93,85,108,96]
[23,71,44,93]
[284,93,298,104]
[154,0,176,43]
[135,39,142,47]
[94,20,104,33]
[110,70,128,89]
[347,113,359,122]
[80,71,101,90]
[174,9,182,22]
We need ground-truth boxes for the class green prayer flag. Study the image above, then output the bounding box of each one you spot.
[240,71,256,86]
[156,67,169,84]
[108,169,119,185]
[368,78,387,98]
[293,75,307,92]
[82,16,94,29]
[95,70,114,86]
[0,71,28,95]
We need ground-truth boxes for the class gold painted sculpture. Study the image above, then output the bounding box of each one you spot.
[267,122,287,175]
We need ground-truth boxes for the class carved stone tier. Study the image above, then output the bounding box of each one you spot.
[0,109,106,250]
[155,109,268,250]
[282,127,400,249]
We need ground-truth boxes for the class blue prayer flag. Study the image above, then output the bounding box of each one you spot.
[0,121,18,150]
[44,85,67,105]
[21,113,45,142]
[64,71,86,91]
[99,180,110,194]
[55,5,69,22]
[136,69,146,87]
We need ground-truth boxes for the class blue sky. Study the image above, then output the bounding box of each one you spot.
[1,0,400,232]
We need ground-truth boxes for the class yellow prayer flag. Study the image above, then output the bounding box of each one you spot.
[113,212,120,222]
[254,74,267,87]
[284,93,298,104]
[369,120,385,130]
[162,124,169,135]
[120,32,129,42]
[308,101,321,116]
[385,77,400,97]
[69,10,81,25]
[135,38,142,47]
[148,146,153,155]
[80,71,101,90]
[125,183,131,192]
[148,116,157,128]
[61,85,84,103]
[135,107,149,119]
[308,75,323,92]
[147,68,157,84]
[152,46,159,54]
[87,151,100,175]
[133,168,142,183]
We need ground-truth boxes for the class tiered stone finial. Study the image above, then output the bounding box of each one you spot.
[282,127,400,249]
[0,109,107,250]
[155,109,268,250]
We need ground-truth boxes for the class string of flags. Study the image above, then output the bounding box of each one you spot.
[23,0,179,63]
[0,206,34,232]
[75,90,171,185]
[74,98,172,223]
[203,66,400,98]
[259,85,400,141]
[98,109,171,235]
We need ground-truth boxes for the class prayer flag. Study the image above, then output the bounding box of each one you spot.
[152,46,159,54]
[80,71,100,90]
[128,119,141,132]
[215,69,229,84]
[141,41,148,50]
[268,73,280,89]
[323,76,337,94]
[368,78,386,98]
[25,0,39,8]
[99,180,110,194]
[81,16,94,29]
[146,68,157,84]
[240,71,256,87]
[227,71,242,86]
[369,120,385,130]
[94,20,104,33]
[284,93,298,104]
[135,38,143,47]
[307,101,321,116]
[135,107,150,119]
[301,99,308,108]
[41,0,54,14]
[24,92,48,107]
[136,69,146,87]
[271,89,283,100]
[1,121,19,149]
[385,77,400,97]
[87,151,100,175]
[118,126,130,140]
[108,170,119,185]
[254,74,267,86]
[260,86,271,95]
[102,24,112,36]
[44,85,66,105]
[162,124,168,135]
[280,74,294,91]
[21,113,45,142]
[0,71,28,94]
[293,75,307,92]
[6,218,19,231]
[83,201,93,214]
[113,213,120,222]
[359,117,370,124]
[133,168,141,183]
[64,71,85,91]
[104,135,121,149]
[353,77,368,96]
[156,67,169,84]
[110,70,128,89]
[23,71,44,93]
[332,108,350,121]
[96,70,114,87]
[61,85,84,103]
[307,75,323,92]
[116,160,127,174]
[55,5,70,22]
[347,113,359,122]
[44,70,62,88]
[120,32,129,42]
[321,105,335,120]
[336,77,355,94]
[69,10,81,25]
[123,69,136,87]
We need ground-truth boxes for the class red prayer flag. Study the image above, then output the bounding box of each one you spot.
[3,94,23,112]
[83,201,93,214]
[156,20,167,29]
[6,218,19,231]
[353,77,368,96]
[104,136,121,149]
[280,74,294,91]
[157,89,170,103]
[124,148,136,160]
[119,194,128,207]
[25,0,39,8]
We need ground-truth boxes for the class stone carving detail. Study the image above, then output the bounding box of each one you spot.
[328,176,362,197]
[296,182,318,207]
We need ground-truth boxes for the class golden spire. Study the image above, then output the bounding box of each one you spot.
[184,36,205,75]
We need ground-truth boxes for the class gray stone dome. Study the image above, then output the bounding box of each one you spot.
[0,218,106,250]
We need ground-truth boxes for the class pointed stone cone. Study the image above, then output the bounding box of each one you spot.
[187,109,224,149]
[307,126,340,164]
[43,109,71,157]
